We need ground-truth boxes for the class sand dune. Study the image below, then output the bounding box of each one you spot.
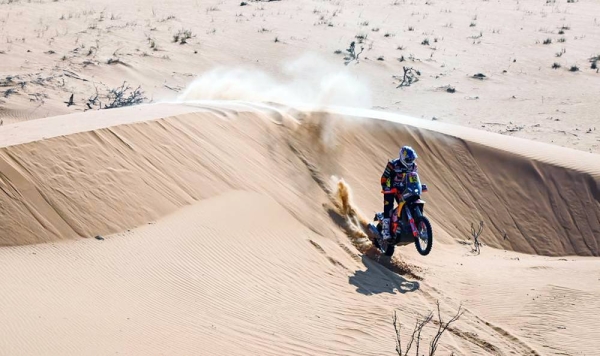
[0,101,599,354]
[1,102,598,256]
[1,0,600,354]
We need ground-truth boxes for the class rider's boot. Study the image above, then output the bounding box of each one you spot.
[381,218,392,241]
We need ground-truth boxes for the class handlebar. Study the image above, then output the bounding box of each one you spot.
[381,189,398,194]
[382,185,428,195]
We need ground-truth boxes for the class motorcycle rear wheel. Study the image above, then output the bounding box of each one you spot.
[375,222,396,257]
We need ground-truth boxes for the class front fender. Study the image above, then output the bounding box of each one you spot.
[410,201,425,217]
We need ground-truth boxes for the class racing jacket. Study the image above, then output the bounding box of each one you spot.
[380,158,418,192]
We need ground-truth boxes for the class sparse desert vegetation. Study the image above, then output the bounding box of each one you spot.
[173,29,194,44]
[0,0,597,152]
[84,81,147,110]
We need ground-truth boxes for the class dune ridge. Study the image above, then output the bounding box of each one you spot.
[0,102,598,257]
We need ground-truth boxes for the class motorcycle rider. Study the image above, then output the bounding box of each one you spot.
[380,146,418,241]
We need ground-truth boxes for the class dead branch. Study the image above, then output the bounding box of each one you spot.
[429,301,464,355]
[394,311,402,356]
[415,313,432,356]
[63,70,89,82]
[395,310,433,356]
[86,85,100,110]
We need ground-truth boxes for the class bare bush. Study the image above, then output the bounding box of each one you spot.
[589,55,599,71]
[394,310,432,356]
[394,67,421,87]
[173,29,194,44]
[85,82,146,110]
[3,88,17,98]
[343,41,364,65]
[103,82,146,109]
[471,221,484,254]
[394,301,464,356]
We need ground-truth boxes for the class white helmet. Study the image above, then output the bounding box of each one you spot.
[399,145,417,168]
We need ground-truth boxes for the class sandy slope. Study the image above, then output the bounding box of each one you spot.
[0,190,544,355]
[0,102,599,355]
[1,0,599,152]
[3,189,597,355]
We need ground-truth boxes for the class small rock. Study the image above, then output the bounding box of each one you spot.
[95,235,104,241]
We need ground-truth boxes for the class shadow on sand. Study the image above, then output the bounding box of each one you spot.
[349,255,420,295]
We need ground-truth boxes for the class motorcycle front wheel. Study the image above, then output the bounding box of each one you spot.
[414,216,433,256]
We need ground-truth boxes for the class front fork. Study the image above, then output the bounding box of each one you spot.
[405,207,419,238]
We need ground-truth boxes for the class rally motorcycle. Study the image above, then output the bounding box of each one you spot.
[368,171,433,257]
